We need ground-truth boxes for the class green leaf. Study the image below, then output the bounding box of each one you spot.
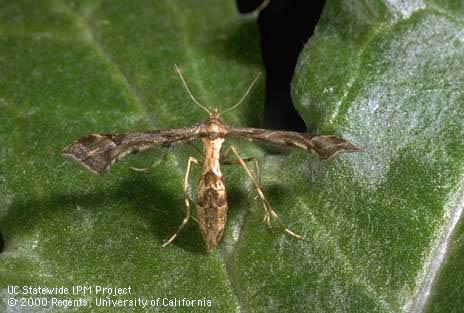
[1,1,463,313]
[292,0,464,312]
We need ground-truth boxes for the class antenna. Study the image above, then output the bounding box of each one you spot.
[174,64,211,115]
[222,72,261,115]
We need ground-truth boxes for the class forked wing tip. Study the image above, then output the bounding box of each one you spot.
[61,152,107,175]
[323,143,363,161]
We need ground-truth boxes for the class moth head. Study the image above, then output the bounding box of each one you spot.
[207,109,223,125]
[211,108,221,119]
[204,118,226,141]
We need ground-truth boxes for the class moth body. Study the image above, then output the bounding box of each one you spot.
[197,112,228,252]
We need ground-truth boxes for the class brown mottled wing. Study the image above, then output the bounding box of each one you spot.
[62,125,201,174]
[225,127,360,160]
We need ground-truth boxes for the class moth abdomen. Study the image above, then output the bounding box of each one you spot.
[197,171,228,253]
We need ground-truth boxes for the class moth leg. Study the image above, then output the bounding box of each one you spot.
[130,166,153,172]
[130,155,167,172]
[223,145,272,224]
[224,145,304,241]
[222,146,261,199]
[222,149,261,199]
[162,156,199,247]
[223,157,260,199]
[222,151,261,188]
[189,142,205,159]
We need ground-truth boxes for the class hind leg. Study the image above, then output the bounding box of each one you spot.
[222,145,303,240]
[162,156,199,247]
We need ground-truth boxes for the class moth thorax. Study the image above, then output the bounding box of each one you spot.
[202,137,224,166]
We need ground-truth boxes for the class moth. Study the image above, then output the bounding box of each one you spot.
[62,65,360,253]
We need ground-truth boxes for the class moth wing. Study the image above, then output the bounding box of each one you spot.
[225,127,360,160]
[62,126,201,174]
